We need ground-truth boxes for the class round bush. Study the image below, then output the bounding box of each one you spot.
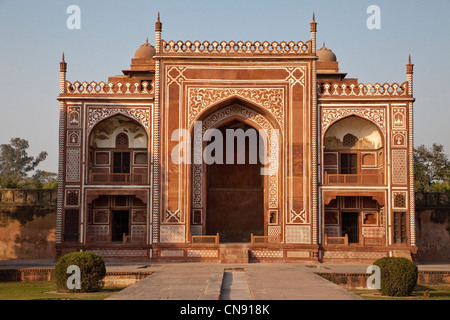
[54,251,106,293]
[373,257,418,297]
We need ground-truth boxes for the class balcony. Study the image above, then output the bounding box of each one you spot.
[324,172,384,186]
[88,172,148,185]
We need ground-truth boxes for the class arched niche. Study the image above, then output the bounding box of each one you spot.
[88,114,149,185]
[90,114,148,149]
[324,116,383,150]
[322,115,385,186]
[189,102,283,240]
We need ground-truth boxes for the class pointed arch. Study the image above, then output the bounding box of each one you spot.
[324,115,383,150]
[87,106,151,136]
[188,89,285,131]
[189,99,283,241]
[321,108,386,138]
[89,114,148,149]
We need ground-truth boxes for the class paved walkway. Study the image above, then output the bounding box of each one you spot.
[105,263,362,300]
[1,259,449,300]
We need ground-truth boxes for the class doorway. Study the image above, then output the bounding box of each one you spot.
[341,212,359,244]
[205,120,264,243]
[112,210,129,242]
[113,152,131,174]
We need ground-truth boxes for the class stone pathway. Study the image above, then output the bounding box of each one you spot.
[106,263,362,300]
[107,263,224,300]
[245,264,359,300]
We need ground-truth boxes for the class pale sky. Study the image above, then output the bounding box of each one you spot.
[0,0,449,173]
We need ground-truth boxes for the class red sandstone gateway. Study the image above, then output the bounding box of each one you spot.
[56,14,417,263]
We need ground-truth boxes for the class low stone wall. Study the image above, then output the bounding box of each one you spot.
[0,268,152,287]
[0,268,54,282]
[317,271,450,289]
[0,189,57,260]
[415,193,450,262]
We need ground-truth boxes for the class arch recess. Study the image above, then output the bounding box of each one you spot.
[323,115,383,150]
[89,114,148,149]
[188,89,285,132]
[321,108,386,138]
[189,101,283,240]
[87,106,151,136]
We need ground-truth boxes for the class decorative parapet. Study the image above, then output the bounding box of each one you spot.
[64,81,154,95]
[162,40,311,55]
[319,81,410,97]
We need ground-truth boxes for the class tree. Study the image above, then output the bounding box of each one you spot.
[0,138,49,189]
[30,170,58,189]
[414,143,450,192]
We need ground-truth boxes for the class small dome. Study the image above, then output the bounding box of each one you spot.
[134,39,155,59]
[317,43,337,62]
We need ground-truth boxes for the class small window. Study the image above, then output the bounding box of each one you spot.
[116,133,129,148]
[394,212,407,244]
[64,209,79,242]
[192,209,202,224]
[343,134,358,148]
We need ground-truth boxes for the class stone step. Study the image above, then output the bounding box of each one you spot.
[220,248,249,263]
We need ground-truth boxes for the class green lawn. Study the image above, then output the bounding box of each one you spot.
[0,281,125,300]
[351,285,450,300]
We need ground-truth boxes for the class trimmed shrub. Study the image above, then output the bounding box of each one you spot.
[373,257,418,297]
[54,251,106,293]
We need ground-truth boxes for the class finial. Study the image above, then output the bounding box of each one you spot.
[155,12,162,31]
[310,12,317,32]
[146,37,149,44]
[406,54,414,74]
[60,52,67,73]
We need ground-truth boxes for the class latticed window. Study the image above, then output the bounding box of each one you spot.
[343,134,358,148]
[116,133,129,148]
[66,191,79,206]
[394,193,406,209]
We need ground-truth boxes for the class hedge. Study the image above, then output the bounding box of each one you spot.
[373,257,418,297]
[54,252,106,293]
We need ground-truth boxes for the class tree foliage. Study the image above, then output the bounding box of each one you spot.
[373,257,418,297]
[414,143,450,192]
[54,252,106,293]
[0,138,56,189]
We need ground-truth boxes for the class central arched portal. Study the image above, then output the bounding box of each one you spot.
[205,120,264,242]
[190,102,282,245]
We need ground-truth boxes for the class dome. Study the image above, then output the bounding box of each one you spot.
[134,38,155,59]
[317,43,337,62]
